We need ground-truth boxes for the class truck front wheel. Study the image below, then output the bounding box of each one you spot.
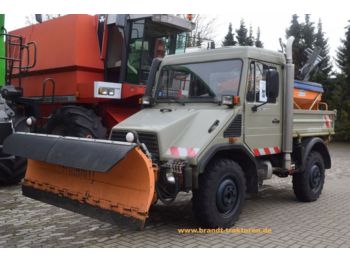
[192,159,246,228]
[292,151,325,202]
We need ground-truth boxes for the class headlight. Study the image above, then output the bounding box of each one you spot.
[125,132,135,143]
[108,88,115,96]
[98,88,108,95]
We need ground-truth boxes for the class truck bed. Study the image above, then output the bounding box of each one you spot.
[293,109,335,138]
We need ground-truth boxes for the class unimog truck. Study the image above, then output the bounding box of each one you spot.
[4,37,335,228]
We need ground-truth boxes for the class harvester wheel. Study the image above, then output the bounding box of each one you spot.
[46,106,107,138]
[192,158,246,228]
[0,117,28,185]
[292,151,325,202]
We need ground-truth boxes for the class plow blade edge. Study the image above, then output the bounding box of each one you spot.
[4,133,156,228]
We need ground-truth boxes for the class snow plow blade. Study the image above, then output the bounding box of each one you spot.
[4,133,156,229]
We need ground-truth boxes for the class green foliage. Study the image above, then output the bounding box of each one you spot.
[286,15,350,141]
[255,27,263,48]
[236,19,248,46]
[286,14,306,74]
[222,23,236,46]
[311,19,332,83]
[222,20,263,48]
[333,21,350,141]
[246,26,254,46]
[336,21,350,82]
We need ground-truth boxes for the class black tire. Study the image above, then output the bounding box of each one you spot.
[192,158,246,228]
[292,151,325,202]
[0,117,28,185]
[0,158,26,185]
[45,106,107,138]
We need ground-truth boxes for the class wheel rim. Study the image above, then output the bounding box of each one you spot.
[216,178,239,216]
[309,163,322,192]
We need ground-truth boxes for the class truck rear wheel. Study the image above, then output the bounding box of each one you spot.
[46,106,107,138]
[192,159,246,228]
[292,151,325,202]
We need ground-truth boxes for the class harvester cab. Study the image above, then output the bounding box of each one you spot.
[102,14,191,85]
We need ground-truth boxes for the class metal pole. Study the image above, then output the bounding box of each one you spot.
[282,36,295,170]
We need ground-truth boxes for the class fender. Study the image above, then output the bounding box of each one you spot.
[197,143,259,193]
[198,143,258,173]
[300,137,331,170]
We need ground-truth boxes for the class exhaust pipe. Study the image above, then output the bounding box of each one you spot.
[282,36,295,170]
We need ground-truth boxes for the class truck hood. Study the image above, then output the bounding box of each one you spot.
[112,104,236,161]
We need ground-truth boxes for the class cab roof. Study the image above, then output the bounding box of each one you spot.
[162,46,286,66]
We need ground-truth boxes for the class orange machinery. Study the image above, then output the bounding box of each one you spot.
[293,80,325,110]
[6,14,194,136]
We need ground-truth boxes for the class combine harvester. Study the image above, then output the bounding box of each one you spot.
[5,14,194,138]
[5,36,335,229]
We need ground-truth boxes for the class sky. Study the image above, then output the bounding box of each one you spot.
[3,0,349,71]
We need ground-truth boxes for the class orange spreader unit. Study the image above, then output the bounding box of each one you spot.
[293,80,324,110]
[10,15,104,100]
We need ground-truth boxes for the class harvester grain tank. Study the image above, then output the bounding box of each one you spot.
[4,37,335,228]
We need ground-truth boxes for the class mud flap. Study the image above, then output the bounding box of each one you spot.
[4,133,157,229]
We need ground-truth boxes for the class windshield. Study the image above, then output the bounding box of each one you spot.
[156,60,242,101]
[126,19,189,84]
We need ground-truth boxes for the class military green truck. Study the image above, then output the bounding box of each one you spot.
[111,36,335,227]
[4,37,335,228]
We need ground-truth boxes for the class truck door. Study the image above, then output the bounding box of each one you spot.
[243,60,283,157]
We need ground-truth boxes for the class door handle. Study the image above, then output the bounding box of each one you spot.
[208,120,220,133]
[272,118,280,124]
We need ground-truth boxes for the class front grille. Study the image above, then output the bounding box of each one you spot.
[111,130,160,161]
[223,114,242,137]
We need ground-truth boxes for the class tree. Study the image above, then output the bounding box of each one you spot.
[185,14,218,47]
[222,23,236,46]
[236,19,248,46]
[336,21,350,82]
[302,14,315,49]
[310,19,332,85]
[246,25,254,46]
[196,32,203,47]
[286,14,305,74]
[332,21,350,141]
[255,27,263,48]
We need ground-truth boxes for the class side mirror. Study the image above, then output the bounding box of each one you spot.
[35,14,43,24]
[266,70,279,100]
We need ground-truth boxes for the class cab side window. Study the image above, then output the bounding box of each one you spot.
[246,61,277,103]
